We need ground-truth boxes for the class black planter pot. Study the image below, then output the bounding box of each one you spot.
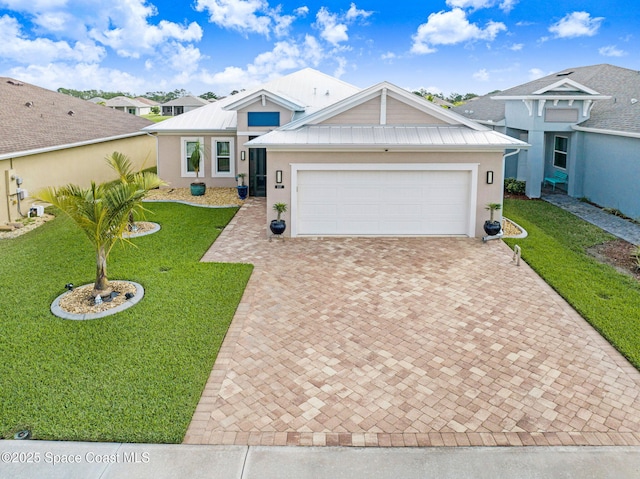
[237,185,248,200]
[270,219,286,235]
[483,220,501,236]
[190,182,206,196]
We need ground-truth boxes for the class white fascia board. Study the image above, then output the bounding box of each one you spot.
[0,131,151,161]
[572,125,640,139]
[257,145,526,152]
[532,78,601,95]
[223,89,305,112]
[492,94,611,101]
[155,129,235,135]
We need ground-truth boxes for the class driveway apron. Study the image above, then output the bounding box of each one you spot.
[186,199,640,447]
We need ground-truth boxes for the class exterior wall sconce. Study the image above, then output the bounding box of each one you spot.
[240,151,246,161]
[486,171,494,184]
[276,170,283,184]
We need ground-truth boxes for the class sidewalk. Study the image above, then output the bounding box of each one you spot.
[2,440,640,478]
[542,193,640,245]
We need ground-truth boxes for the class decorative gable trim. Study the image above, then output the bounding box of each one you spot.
[223,89,306,113]
[280,82,488,131]
[532,78,600,95]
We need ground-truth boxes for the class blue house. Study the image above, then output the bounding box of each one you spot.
[454,64,640,219]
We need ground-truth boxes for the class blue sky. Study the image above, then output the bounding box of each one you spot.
[1,0,639,97]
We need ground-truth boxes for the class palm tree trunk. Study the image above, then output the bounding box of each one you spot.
[94,247,110,292]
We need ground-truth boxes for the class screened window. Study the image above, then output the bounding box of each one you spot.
[181,137,204,177]
[212,137,235,177]
[553,136,568,169]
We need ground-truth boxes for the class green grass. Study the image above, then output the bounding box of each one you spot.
[504,199,640,368]
[0,203,252,443]
[141,113,172,123]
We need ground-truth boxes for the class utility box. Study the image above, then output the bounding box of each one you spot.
[5,169,18,195]
[29,205,44,217]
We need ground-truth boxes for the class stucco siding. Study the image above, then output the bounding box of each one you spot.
[1,134,156,224]
[266,150,503,238]
[156,133,238,189]
[581,133,640,219]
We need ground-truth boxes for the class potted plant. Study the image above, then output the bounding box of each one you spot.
[270,202,287,235]
[236,173,248,200]
[483,202,502,236]
[189,141,206,196]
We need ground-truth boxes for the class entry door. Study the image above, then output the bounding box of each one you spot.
[249,147,267,197]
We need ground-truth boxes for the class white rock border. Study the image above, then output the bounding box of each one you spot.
[122,222,161,238]
[503,217,528,239]
[50,281,144,320]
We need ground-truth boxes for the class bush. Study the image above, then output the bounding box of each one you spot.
[504,177,526,195]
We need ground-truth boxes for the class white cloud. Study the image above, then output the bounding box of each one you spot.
[8,62,146,92]
[0,14,105,63]
[381,51,396,61]
[445,0,517,12]
[411,8,506,54]
[295,6,309,16]
[599,45,626,57]
[195,0,271,36]
[314,3,373,46]
[88,1,202,58]
[528,68,546,80]
[473,68,489,81]
[333,57,348,78]
[198,36,329,93]
[509,43,523,51]
[549,11,604,39]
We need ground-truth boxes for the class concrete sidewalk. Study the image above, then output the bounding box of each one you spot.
[2,440,640,478]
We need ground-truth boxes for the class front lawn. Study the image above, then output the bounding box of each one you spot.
[0,203,252,443]
[504,199,640,369]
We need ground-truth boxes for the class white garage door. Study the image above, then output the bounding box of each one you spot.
[296,169,472,236]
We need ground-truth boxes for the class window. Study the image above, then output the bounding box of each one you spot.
[212,137,235,177]
[181,137,204,177]
[553,136,568,169]
[248,112,280,127]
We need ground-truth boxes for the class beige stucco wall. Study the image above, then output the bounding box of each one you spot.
[1,134,156,224]
[265,150,504,238]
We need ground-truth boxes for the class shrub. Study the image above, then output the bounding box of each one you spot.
[633,246,640,271]
[504,177,526,195]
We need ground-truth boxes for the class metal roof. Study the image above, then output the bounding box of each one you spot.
[145,68,360,133]
[246,125,529,150]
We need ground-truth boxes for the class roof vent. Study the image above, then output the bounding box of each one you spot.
[68,110,75,116]
[7,79,24,86]
[632,99,638,105]
[556,71,573,77]
[325,90,330,96]
[25,101,33,108]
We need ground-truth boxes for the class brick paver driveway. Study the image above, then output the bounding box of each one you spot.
[185,199,640,447]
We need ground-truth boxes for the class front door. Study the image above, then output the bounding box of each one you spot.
[249,146,267,197]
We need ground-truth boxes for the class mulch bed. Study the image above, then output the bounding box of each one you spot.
[588,239,640,281]
[58,281,138,315]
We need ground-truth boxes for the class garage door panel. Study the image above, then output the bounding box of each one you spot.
[296,169,471,236]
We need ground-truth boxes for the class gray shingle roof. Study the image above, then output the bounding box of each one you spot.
[0,78,152,157]
[161,95,210,107]
[453,64,640,134]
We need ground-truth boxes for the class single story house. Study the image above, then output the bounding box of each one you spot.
[161,95,210,116]
[144,68,528,238]
[453,64,640,219]
[104,96,152,116]
[0,78,156,225]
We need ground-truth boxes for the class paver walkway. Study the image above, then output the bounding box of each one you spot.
[186,199,640,447]
[543,193,640,245]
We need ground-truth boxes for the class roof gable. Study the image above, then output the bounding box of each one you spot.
[223,89,306,112]
[532,78,601,96]
[282,82,487,131]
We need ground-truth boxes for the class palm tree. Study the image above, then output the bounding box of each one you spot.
[36,163,165,295]
[105,151,166,230]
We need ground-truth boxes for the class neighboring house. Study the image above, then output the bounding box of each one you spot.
[88,97,107,104]
[161,95,210,116]
[135,97,159,108]
[104,96,152,116]
[453,64,640,219]
[144,68,527,238]
[0,78,156,225]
